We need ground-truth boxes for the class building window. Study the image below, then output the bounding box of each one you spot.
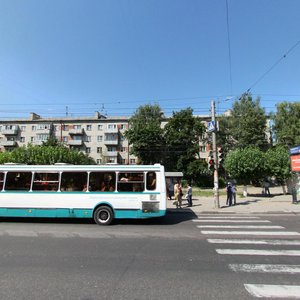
[86,125,92,131]
[120,124,127,130]
[107,146,117,152]
[97,135,103,142]
[86,147,91,154]
[130,159,136,164]
[37,134,49,142]
[107,124,116,129]
[96,159,102,164]
[121,159,126,164]
[98,124,103,130]
[200,146,206,152]
[20,137,25,143]
[74,125,81,129]
[63,125,69,131]
[86,136,91,142]
[97,147,102,153]
[37,124,51,130]
[121,147,126,152]
[31,137,36,142]
[20,126,26,131]
[54,125,59,131]
[32,125,36,131]
[62,136,68,142]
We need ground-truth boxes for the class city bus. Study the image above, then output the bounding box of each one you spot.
[0,163,166,225]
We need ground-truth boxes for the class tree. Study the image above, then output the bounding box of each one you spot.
[272,102,300,147]
[224,146,267,196]
[125,104,165,164]
[265,145,291,193]
[163,108,205,176]
[0,144,95,165]
[227,94,269,150]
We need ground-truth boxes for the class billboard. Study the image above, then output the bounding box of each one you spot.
[291,154,300,172]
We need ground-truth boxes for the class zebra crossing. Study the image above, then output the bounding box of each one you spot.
[193,214,300,298]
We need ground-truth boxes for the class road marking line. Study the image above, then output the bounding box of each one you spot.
[193,219,271,223]
[216,249,300,256]
[207,238,300,245]
[244,284,300,298]
[196,216,260,219]
[5,230,38,237]
[229,264,300,274]
[201,231,300,236]
[197,225,284,229]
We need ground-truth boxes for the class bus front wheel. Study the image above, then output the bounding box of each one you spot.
[93,206,113,225]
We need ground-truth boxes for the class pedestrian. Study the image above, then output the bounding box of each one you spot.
[173,181,181,208]
[264,179,271,196]
[226,182,232,206]
[186,183,193,207]
[231,184,237,205]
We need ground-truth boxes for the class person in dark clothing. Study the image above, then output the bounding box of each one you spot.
[226,182,232,206]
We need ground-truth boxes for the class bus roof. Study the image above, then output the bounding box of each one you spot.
[0,164,164,172]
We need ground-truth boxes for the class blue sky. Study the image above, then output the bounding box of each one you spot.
[0,0,300,119]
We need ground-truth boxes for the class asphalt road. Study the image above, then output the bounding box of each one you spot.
[0,212,299,299]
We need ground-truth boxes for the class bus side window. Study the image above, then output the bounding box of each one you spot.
[89,172,116,192]
[5,172,32,191]
[146,172,156,190]
[60,172,87,192]
[32,172,59,191]
[117,172,144,192]
[0,172,4,190]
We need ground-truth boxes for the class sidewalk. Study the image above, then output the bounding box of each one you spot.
[167,186,300,214]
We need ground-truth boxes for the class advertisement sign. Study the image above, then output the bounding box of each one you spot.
[291,154,300,172]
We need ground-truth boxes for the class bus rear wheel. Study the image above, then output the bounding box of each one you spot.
[93,206,113,225]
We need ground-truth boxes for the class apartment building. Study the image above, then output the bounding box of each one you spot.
[0,112,138,164]
[0,112,212,164]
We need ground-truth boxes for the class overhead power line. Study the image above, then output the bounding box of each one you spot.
[246,39,300,94]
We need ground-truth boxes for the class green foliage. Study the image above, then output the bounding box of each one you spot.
[164,108,205,173]
[224,146,267,184]
[272,102,300,147]
[0,144,95,165]
[125,104,165,164]
[185,159,212,187]
[265,145,291,184]
[226,94,269,150]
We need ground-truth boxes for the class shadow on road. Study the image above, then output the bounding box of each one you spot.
[0,209,198,226]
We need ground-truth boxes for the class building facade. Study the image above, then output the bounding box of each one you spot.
[0,112,212,164]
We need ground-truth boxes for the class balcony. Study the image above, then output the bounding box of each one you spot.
[105,151,118,157]
[69,128,84,135]
[68,140,83,146]
[2,141,17,147]
[2,126,19,135]
[36,128,51,135]
[104,127,118,134]
[104,139,119,145]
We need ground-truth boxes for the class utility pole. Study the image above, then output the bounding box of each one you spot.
[211,100,220,208]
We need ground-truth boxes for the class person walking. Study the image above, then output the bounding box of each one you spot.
[174,181,182,208]
[186,183,193,207]
[231,184,237,205]
[264,180,271,196]
[226,182,232,206]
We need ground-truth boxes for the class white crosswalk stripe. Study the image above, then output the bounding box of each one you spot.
[197,225,284,229]
[244,284,300,298]
[201,230,300,235]
[207,238,300,245]
[216,249,300,256]
[229,264,300,274]
[193,219,271,223]
[196,213,300,298]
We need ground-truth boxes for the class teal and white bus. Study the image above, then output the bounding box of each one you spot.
[0,164,166,225]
